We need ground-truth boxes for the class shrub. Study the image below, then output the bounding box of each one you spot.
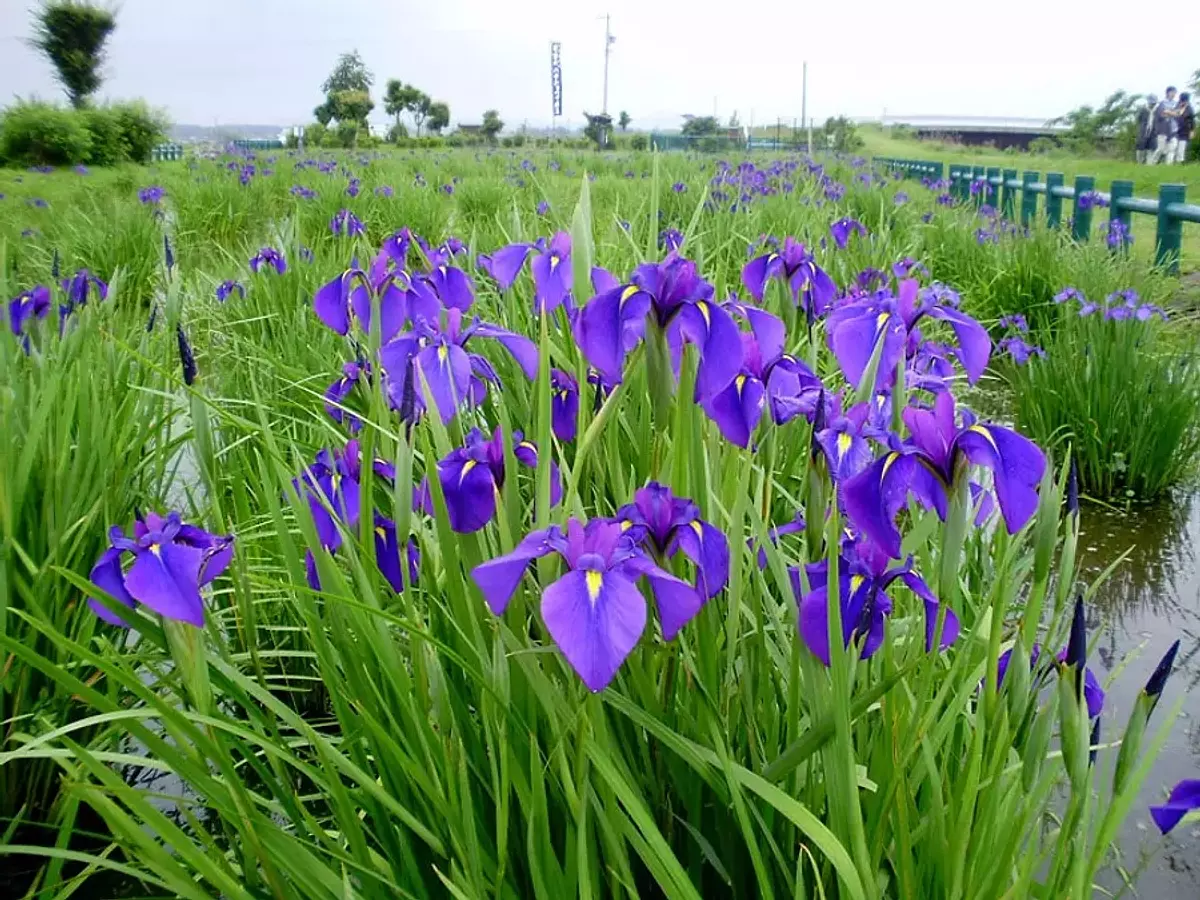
[1028,136,1058,155]
[630,133,648,151]
[110,100,169,163]
[335,121,359,147]
[387,122,409,144]
[0,101,92,166]
[303,122,327,147]
[80,105,126,165]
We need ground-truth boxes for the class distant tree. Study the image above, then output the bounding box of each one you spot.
[481,109,504,142]
[318,51,374,129]
[426,101,451,135]
[383,79,421,128]
[30,1,116,108]
[583,111,614,148]
[630,133,648,151]
[681,115,720,137]
[1050,90,1142,153]
[728,111,740,128]
[1190,69,1200,94]
[323,50,373,95]
[821,116,863,152]
[411,93,433,136]
[330,89,373,128]
[618,110,631,131]
[335,121,359,148]
[387,122,409,144]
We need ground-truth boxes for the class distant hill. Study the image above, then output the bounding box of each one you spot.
[171,124,290,143]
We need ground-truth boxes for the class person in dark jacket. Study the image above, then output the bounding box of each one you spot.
[1176,93,1195,164]
[1151,86,1180,164]
[1136,94,1157,163]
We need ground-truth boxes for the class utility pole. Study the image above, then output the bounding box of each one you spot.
[601,14,615,115]
[801,61,807,141]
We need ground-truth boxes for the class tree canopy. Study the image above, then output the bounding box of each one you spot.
[31,1,116,108]
[481,109,504,141]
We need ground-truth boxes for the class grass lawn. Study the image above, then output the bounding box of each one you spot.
[858,125,1200,277]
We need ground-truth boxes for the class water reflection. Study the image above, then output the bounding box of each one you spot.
[1079,493,1200,896]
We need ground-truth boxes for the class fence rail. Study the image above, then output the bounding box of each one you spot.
[873,156,1200,273]
[150,143,185,162]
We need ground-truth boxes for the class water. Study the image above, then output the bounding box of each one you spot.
[1082,493,1200,896]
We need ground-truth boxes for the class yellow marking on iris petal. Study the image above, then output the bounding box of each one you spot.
[549,256,560,270]
[697,300,711,327]
[690,520,703,539]
[620,520,633,531]
[460,459,477,482]
[559,390,570,402]
[735,374,747,396]
[850,575,865,592]
[375,526,387,540]
[782,353,796,363]
[967,424,998,451]
[437,345,449,364]
[149,543,162,557]
[585,570,604,602]
[875,312,890,331]
[767,253,780,263]
[620,285,640,307]
[836,432,853,459]
[518,441,536,454]
[881,451,901,479]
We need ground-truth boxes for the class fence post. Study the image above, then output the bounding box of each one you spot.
[1108,179,1134,253]
[1001,168,1018,219]
[1156,183,1186,274]
[985,166,1001,208]
[1020,171,1039,227]
[1045,172,1064,228]
[1072,175,1095,241]
[933,161,944,182]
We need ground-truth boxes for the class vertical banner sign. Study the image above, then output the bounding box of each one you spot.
[550,42,563,117]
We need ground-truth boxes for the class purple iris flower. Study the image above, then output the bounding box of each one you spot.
[1054,286,1084,304]
[216,280,245,302]
[830,217,867,250]
[997,642,1104,719]
[9,285,51,338]
[813,401,876,483]
[702,303,822,448]
[536,200,550,216]
[659,229,685,253]
[379,307,538,424]
[138,185,165,205]
[239,165,255,186]
[741,237,837,318]
[376,185,394,198]
[998,336,1045,365]
[419,249,476,312]
[998,314,1029,332]
[892,257,929,279]
[291,185,316,199]
[894,191,909,205]
[1151,780,1200,835]
[422,427,561,533]
[346,178,361,197]
[250,247,287,275]
[1106,219,1132,249]
[330,208,366,237]
[792,534,959,666]
[671,182,687,193]
[551,369,580,442]
[826,279,990,396]
[842,391,1046,559]
[323,359,368,433]
[482,232,573,313]
[471,517,706,692]
[617,482,730,600]
[89,512,233,628]
[314,265,439,345]
[300,246,315,264]
[574,253,741,402]
[61,269,108,309]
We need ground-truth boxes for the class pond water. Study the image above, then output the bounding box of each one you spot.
[1084,493,1200,897]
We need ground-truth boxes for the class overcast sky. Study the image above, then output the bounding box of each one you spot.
[2,0,1196,130]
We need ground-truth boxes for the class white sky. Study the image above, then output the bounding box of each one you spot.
[1,0,1196,130]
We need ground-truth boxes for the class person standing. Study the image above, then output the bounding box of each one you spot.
[1176,93,1195,163]
[1151,87,1180,164]
[1136,94,1157,163]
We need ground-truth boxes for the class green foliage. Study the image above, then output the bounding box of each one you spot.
[329,89,373,128]
[108,101,168,163]
[386,121,409,144]
[681,115,720,137]
[320,49,373,95]
[317,51,374,128]
[481,108,504,141]
[1028,136,1059,155]
[30,1,116,108]
[302,121,327,147]
[630,133,648,151]
[822,116,863,152]
[618,110,631,131]
[0,101,92,166]
[79,105,124,165]
[425,101,450,135]
[335,121,359,148]
[583,111,613,148]
[1050,90,1142,155]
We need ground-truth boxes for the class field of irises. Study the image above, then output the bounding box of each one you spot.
[2,149,1199,898]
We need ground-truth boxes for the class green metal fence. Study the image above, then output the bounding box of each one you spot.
[230,139,284,151]
[150,143,185,162]
[874,156,1200,274]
